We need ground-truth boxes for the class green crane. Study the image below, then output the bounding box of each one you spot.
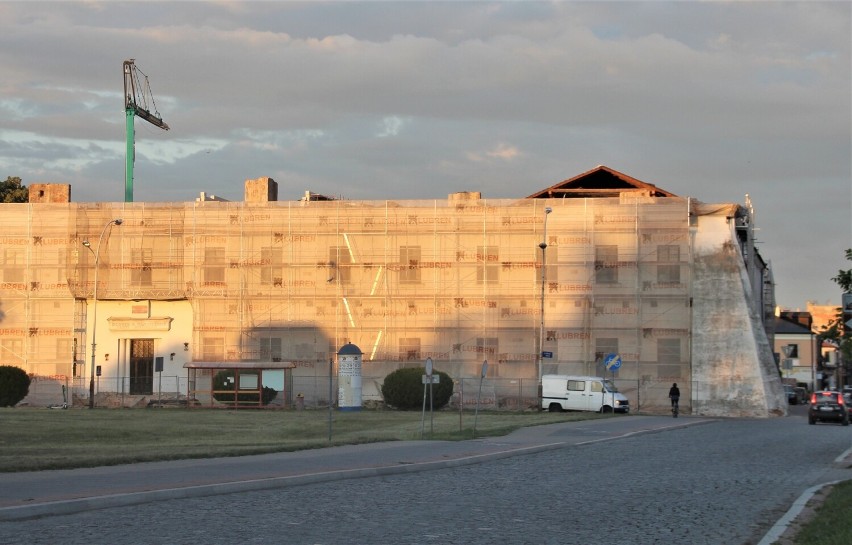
[123,59,169,202]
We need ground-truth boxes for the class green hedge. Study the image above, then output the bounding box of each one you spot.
[0,365,31,407]
[381,367,453,410]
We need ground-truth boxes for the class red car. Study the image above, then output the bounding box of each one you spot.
[808,391,849,426]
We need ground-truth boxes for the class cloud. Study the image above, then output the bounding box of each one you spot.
[0,1,848,309]
[466,143,521,163]
[376,116,407,138]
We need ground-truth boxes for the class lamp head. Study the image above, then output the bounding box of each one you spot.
[82,240,91,247]
[114,219,123,225]
[545,207,552,214]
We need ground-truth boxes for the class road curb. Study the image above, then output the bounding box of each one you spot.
[756,479,846,545]
[757,445,852,544]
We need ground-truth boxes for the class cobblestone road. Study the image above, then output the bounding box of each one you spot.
[2,414,850,545]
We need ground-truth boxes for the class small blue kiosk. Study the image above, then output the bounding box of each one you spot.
[337,342,363,411]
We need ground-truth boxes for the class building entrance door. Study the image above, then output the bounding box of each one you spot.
[129,339,154,395]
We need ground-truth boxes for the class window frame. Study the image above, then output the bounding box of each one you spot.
[595,245,618,284]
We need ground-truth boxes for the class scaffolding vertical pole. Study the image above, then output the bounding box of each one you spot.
[635,199,642,411]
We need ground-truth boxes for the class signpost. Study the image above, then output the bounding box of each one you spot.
[473,360,488,438]
[421,357,436,438]
[604,353,622,410]
[457,378,463,432]
[155,356,164,407]
[328,358,333,441]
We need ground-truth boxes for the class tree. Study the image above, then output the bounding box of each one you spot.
[1,176,28,203]
[832,248,852,293]
[822,249,852,384]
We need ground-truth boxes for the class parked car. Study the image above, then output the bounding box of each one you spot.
[784,385,798,404]
[808,391,849,426]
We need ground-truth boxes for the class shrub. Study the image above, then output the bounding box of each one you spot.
[381,367,454,410]
[212,370,278,406]
[0,365,31,407]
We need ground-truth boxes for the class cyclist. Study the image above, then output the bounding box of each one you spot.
[669,383,680,415]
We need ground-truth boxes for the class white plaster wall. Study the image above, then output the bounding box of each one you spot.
[87,299,194,397]
[690,215,786,417]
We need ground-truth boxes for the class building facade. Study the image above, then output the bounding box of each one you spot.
[773,312,818,390]
[0,166,786,415]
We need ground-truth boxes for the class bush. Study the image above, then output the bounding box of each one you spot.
[381,367,454,410]
[0,365,31,407]
[212,370,278,406]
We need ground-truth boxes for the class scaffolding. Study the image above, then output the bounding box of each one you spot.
[0,194,698,411]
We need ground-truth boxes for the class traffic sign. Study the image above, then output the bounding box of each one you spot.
[604,353,622,371]
[542,351,553,358]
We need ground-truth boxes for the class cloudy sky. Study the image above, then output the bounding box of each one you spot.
[0,1,849,311]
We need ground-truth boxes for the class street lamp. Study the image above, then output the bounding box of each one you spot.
[82,218,122,409]
[538,206,552,400]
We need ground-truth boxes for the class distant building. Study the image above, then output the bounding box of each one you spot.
[783,303,846,391]
[0,166,786,416]
[806,302,847,390]
[773,311,818,390]
[805,302,840,335]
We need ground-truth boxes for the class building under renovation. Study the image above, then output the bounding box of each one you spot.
[0,166,786,416]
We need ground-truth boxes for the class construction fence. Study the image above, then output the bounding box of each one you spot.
[23,372,688,415]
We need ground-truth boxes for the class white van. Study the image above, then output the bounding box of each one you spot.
[541,374,629,414]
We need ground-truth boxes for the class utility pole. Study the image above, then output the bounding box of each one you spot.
[538,206,552,401]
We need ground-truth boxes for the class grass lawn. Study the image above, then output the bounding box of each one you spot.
[793,480,852,545]
[0,406,605,472]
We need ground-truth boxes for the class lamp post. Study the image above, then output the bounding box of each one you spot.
[538,206,552,401]
[82,219,122,409]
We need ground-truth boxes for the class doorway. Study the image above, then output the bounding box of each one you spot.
[129,339,154,395]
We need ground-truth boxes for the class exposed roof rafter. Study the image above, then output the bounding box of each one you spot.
[527,165,678,199]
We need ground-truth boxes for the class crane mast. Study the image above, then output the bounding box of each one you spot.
[123,59,169,202]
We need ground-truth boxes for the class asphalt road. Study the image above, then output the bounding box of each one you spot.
[1,408,850,545]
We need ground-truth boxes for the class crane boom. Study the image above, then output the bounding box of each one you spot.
[123,59,169,202]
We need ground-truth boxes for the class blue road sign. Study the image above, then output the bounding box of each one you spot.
[604,353,622,371]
